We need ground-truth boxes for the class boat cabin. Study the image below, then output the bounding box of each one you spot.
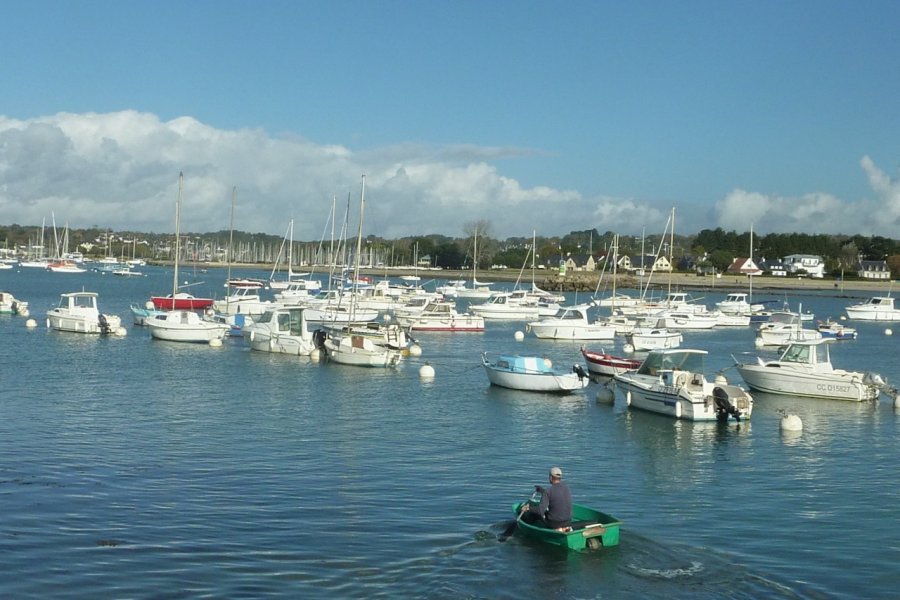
[635,349,708,378]
[777,340,833,369]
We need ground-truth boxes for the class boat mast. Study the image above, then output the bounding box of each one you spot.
[350,175,367,320]
[749,222,754,303]
[172,172,183,299]
[226,186,236,307]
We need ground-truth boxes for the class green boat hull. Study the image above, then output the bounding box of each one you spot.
[513,501,622,551]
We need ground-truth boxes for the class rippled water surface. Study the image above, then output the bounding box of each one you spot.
[2,268,898,598]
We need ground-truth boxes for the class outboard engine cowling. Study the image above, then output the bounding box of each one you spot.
[713,386,742,423]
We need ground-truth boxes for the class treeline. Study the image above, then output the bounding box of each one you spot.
[2,223,898,277]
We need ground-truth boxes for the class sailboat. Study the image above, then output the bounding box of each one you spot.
[149,178,215,312]
[322,175,403,367]
[146,173,230,343]
[454,228,494,300]
[213,187,275,318]
[268,219,321,293]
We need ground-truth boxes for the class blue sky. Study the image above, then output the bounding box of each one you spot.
[2,1,899,240]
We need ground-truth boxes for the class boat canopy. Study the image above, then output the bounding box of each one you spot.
[636,349,707,376]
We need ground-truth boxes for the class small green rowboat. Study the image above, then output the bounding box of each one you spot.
[512,500,622,551]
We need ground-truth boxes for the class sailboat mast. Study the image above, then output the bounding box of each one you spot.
[172,172,183,298]
[352,175,366,292]
[227,186,236,288]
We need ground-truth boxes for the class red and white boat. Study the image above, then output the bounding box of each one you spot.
[150,292,215,311]
[581,346,642,378]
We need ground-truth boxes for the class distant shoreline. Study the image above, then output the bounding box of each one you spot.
[173,260,896,296]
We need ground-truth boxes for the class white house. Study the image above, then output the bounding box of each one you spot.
[857,260,891,280]
[783,254,825,278]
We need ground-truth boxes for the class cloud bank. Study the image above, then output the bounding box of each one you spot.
[0,111,896,240]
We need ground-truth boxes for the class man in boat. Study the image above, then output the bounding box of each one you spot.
[521,466,573,530]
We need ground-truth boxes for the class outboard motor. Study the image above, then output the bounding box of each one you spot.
[573,364,588,381]
[312,328,327,350]
[98,313,110,335]
[713,386,742,423]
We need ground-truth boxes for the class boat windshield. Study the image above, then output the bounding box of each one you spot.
[637,351,705,376]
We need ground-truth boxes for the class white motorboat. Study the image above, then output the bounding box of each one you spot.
[650,310,719,330]
[397,300,485,332]
[0,291,29,316]
[845,296,900,321]
[613,349,752,422]
[715,292,766,315]
[146,309,230,343]
[527,305,616,340]
[756,311,821,346]
[481,353,589,393]
[469,292,542,320]
[46,291,122,334]
[735,339,892,401]
[243,306,317,356]
[213,286,277,317]
[626,319,683,351]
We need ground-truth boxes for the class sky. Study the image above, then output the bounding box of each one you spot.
[1,0,899,241]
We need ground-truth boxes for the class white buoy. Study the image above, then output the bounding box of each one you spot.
[383,313,392,323]
[408,343,423,357]
[209,338,223,348]
[543,357,553,369]
[514,330,525,342]
[25,318,37,328]
[840,315,847,321]
[623,343,634,354]
[714,373,728,386]
[419,362,435,379]
[885,328,893,336]
[780,413,803,432]
[893,393,900,409]
[595,387,615,404]
[115,327,128,337]
[309,348,322,362]
[145,301,154,310]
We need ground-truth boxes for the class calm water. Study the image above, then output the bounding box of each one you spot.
[1,267,898,599]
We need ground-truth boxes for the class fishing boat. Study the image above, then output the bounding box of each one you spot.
[613,349,752,422]
[734,339,892,402]
[527,305,616,340]
[243,306,317,356]
[46,291,122,335]
[396,299,485,332]
[469,292,542,321]
[481,353,589,393]
[511,496,622,551]
[756,310,821,346]
[580,346,642,377]
[816,319,858,340]
[626,318,683,351]
[845,296,900,321]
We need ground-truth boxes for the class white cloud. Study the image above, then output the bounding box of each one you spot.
[0,111,896,240]
[715,158,900,235]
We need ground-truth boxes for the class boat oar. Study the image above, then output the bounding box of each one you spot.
[499,498,531,541]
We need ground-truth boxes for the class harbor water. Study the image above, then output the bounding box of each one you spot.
[1,267,898,599]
